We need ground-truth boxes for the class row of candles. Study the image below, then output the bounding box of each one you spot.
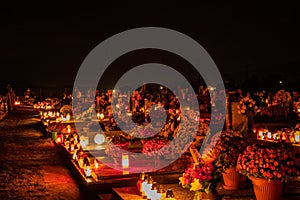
[39,107,104,180]
[137,173,175,200]
[40,110,71,124]
[58,131,108,178]
[34,103,53,110]
[254,128,300,144]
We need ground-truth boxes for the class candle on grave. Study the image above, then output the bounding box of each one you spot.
[294,131,300,143]
[84,165,92,177]
[122,152,129,169]
[281,132,287,141]
[137,172,145,196]
[94,159,99,169]
[66,113,71,121]
[145,176,153,198]
[80,135,89,148]
[67,125,71,133]
[258,130,264,139]
[267,132,272,140]
[149,182,158,200]
[141,175,148,198]
[56,134,63,144]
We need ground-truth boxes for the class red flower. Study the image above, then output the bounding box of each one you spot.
[277,173,282,178]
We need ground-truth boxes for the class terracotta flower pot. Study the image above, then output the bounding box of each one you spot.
[251,178,282,200]
[222,167,246,190]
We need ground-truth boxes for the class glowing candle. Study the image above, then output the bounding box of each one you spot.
[259,131,264,139]
[84,165,92,177]
[94,160,99,169]
[267,132,272,140]
[67,125,71,133]
[282,133,286,141]
[142,175,148,198]
[253,128,257,133]
[66,113,71,121]
[122,152,129,169]
[72,151,77,160]
[145,176,153,198]
[80,136,89,148]
[149,182,158,200]
[94,134,105,145]
[56,134,63,144]
[273,133,278,140]
[294,131,300,143]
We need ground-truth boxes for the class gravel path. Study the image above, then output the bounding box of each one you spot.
[0,107,82,200]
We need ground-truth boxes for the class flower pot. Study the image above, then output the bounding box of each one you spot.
[222,167,246,190]
[194,191,220,200]
[251,178,282,200]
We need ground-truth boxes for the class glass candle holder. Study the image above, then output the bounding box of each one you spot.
[149,182,158,200]
[166,188,174,199]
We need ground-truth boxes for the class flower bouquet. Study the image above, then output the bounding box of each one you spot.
[237,96,260,135]
[179,149,221,199]
[236,143,300,200]
[214,130,248,171]
[237,96,260,115]
[214,130,249,189]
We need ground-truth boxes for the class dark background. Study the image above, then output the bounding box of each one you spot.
[0,1,299,97]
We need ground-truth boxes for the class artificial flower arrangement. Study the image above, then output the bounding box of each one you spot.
[236,143,300,182]
[46,122,64,133]
[259,105,289,117]
[214,130,249,172]
[179,149,221,194]
[273,89,291,106]
[131,125,157,138]
[60,105,73,116]
[142,138,169,157]
[142,114,201,159]
[142,133,197,160]
[237,96,260,115]
[256,90,292,119]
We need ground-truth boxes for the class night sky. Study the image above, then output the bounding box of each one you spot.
[1,1,300,96]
